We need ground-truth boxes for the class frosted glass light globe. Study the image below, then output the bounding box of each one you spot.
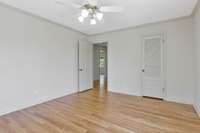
[81,9,89,18]
[96,12,103,20]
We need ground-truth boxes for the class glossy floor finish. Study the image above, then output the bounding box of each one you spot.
[0,89,200,133]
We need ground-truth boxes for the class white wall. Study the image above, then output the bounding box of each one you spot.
[194,3,200,116]
[0,4,86,116]
[89,18,195,104]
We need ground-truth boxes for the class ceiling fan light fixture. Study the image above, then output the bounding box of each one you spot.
[81,9,89,18]
[78,16,84,22]
[76,2,122,25]
[90,18,96,25]
[96,12,103,21]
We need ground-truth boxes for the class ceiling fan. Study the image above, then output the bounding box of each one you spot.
[56,0,123,25]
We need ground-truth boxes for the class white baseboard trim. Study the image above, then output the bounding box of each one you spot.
[0,90,76,117]
[194,104,200,117]
[108,89,141,97]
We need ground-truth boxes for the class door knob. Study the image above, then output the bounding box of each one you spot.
[79,69,83,71]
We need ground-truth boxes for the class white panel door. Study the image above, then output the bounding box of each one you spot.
[142,35,164,99]
[78,39,93,92]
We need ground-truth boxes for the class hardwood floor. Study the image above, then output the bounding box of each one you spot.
[93,80,107,89]
[0,88,200,133]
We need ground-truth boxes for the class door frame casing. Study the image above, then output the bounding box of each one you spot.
[141,33,166,99]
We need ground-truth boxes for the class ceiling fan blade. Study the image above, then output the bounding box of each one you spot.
[100,6,123,12]
[55,0,82,8]
[88,0,98,6]
[72,3,83,8]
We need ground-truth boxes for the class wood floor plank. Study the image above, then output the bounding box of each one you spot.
[0,88,200,133]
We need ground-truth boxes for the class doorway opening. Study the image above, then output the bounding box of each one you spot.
[93,42,108,90]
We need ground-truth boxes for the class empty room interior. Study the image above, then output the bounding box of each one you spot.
[1,0,200,132]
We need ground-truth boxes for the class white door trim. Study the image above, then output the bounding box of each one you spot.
[141,33,165,99]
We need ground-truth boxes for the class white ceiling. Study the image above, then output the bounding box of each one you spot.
[0,0,198,35]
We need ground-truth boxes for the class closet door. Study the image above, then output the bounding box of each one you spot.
[142,35,164,99]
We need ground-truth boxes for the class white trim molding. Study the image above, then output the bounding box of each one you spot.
[194,104,200,117]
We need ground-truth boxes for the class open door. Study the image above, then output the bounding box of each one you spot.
[141,35,164,99]
[78,39,93,92]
